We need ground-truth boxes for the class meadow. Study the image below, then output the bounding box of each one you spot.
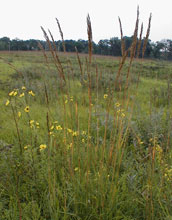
[1,15,172,220]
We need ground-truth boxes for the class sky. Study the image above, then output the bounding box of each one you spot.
[1,0,172,43]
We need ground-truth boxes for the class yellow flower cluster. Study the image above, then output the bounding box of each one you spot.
[29,120,40,129]
[164,165,172,181]
[64,96,74,104]
[114,102,126,118]
[117,109,125,117]
[150,137,172,181]
[9,89,18,96]
[66,128,79,137]
[7,87,36,101]
[8,88,25,98]
[48,122,63,136]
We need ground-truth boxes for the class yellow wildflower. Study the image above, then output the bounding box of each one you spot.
[9,91,14,96]
[82,131,86,135]
[19,93,24,98]
[121,113,125,117]
[156,145,163,153]
[24,106,29,113]
[70,96,73,102]
[30,120,34,124]
[18,112,21,118]
[36,122,40,128]
[29,120,34,128]
[115,102,120,107]
[28,90,35,97]
[22,86,26,90]
[65,100,68,104]
[49,131,54,136]
[117,109,121,114]
[72,131,78,137]
[104,94,108,99]
[67,143,73,150]
[39,144,47,151]
[24,146,28,150]
[50,125,54,130]
[5,99,10,106]
[74,167,79,171]
[13,91,17,96]
[82,139,85,143]
[67,128,73,133]
[56,125,62,130]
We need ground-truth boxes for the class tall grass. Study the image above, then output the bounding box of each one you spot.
[1,9,172,220]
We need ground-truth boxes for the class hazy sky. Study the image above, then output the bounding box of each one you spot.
[1,0,172,43]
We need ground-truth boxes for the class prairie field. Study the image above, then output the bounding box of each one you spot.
[0,47,172,220]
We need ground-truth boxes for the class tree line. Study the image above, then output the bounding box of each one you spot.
[0,36,172,60]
